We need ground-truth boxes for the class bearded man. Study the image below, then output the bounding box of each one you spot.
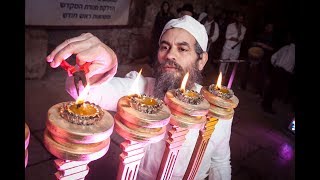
[47,15,233,180]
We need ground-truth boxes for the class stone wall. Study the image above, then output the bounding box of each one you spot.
[25,29,48,79]
[24,0,253,79]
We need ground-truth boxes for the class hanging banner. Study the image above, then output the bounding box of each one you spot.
[25,0,131,26]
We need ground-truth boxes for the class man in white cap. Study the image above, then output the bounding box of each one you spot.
[47,15,233,180]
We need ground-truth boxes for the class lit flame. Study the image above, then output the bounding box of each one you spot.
[76,83,91,104]
[128,68,143,96]
[216,72,222,89]
[180,72,189,92]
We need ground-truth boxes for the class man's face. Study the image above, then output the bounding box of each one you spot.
[237,15,244,24]
[153,28,207,99]
[163,3,169,12]
[265,24,274,33]
[158,28,201,75]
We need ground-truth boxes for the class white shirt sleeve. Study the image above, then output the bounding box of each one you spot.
[225,23,234,40]
[239,26,246,41]
[270,47,282,65]
[271,44,295,73]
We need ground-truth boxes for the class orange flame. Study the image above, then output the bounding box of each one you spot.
[128,68,143,96]
[216,72,222,89]
[76,83,91,104]
[180,72,189,92]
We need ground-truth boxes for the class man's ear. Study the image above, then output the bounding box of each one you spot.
[197,52,208,71]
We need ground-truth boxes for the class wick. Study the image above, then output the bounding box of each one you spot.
[76,103,83,109]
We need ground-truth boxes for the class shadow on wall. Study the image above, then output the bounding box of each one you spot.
[25,29,48,80]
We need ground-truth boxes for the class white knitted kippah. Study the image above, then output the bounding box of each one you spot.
[159,15,208,51]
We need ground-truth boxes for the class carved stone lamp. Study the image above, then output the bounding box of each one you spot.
[43,85,114,179]
[157,72,210,180]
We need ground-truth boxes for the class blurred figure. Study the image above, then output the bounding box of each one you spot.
[240,22,275,95]
[177,3,198,19]
[209,9,228,62]
[197,3,215,22]
[219,12,247,75]
[199,8,219,51]
[199,8,219,68]
[261,32,295,114]
[149,1,174,67]
[217,9,228,36]
[255,22,275,73]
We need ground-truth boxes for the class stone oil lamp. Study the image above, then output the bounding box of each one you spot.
[114,69,171,180]
[183,73,237,179]
[200,72,239,119]
[43,84,114,180]
[184,72,238,179]
[25,123,30,168]
[157,72,210,180]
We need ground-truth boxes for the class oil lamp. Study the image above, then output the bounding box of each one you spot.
[208,71,234,100]
[25,123,30,168]
[157,72,210,180]
[182,73,240,179]
[43,84,114,180]
[201,72,239,119]
[163,72,209,127]
[114,69,171,180]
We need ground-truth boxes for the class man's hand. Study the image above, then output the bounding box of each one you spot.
[46,33,118,85]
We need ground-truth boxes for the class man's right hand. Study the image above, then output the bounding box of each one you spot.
[46,33,118,85]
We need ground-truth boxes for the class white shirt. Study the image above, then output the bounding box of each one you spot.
[66,71,233,180]
[271,43,295,73]
[223,22,246,50]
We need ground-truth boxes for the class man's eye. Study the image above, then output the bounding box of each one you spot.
[160,46,169,50]
[179,47,188,52]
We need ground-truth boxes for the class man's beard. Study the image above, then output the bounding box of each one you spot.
[153,60,203,100]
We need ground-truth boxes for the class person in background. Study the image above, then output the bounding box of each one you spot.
[177,3,198,19]
[209,9,227,64]
[199,8,219,52]
[217,9,228,36]
[261,32,295,114]
[47,15,234,180]
[149,1,175,67]
[199,8,219,68]
[197,3,215,22]
[219,12,247,76]
[240,22,275,95]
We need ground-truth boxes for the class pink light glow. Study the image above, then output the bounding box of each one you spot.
[279,143,294,161]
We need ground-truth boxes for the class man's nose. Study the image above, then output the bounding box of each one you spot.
[165,48,177,61]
